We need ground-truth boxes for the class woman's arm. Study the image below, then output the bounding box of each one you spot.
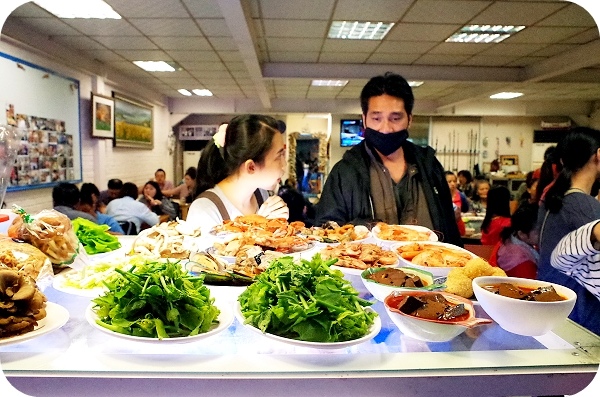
[162,184,184,198]
[159,197,177,220]
[551,220,600,300]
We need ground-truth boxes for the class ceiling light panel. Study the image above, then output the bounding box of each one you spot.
[34,0,121,19]
[489,92,523,99]
[328,21,394,40]
[133,61,178,72]
[311,80,349,87]
[446,25,525,43]
[192,89,213,96]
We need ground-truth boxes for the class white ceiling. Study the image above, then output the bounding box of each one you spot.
[2,0,600,114]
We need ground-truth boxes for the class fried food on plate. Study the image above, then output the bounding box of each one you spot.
[444,257,506,298]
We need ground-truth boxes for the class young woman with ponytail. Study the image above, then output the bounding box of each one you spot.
[186,115,289,235]
[536,127,600,335]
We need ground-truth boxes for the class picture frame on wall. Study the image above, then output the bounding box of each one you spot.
[91,93,114,139]
[113,93,153,149]
[500,155,519,166]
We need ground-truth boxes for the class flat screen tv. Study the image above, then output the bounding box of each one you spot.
[340,119,364,147]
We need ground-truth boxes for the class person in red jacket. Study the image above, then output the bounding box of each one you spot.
[489,203,539,279]
[480,185,511,245]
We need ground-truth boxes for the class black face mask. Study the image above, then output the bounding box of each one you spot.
[364,127,409,156]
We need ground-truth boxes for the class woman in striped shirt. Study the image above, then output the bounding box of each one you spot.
[551,220,600,301]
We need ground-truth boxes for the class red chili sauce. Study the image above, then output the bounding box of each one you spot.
[387,293,469,322]
[482,283,566,302]
[367,268,424,287]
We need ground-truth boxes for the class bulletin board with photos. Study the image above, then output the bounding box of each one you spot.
[0,51,81,191]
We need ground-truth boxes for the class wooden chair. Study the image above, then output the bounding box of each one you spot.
[464,244,496,261]
[179,203,190,220]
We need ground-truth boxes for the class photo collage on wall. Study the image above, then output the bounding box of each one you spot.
[6,104,75,187]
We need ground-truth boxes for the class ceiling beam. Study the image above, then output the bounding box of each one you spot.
[262,63,524,83]
[523,39,600,83]
[216,0,271,109]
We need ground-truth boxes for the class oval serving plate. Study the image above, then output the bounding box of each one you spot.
[372,224,438,243]
[235,303,381,349]
[86,301,233,344]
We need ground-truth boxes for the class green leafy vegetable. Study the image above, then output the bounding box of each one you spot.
[72,217,121,255]
[91,260,220,339]
[238,254,376,343]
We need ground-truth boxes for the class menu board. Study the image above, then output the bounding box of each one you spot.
[0,51,81,191]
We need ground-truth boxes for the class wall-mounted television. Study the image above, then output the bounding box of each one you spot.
[340,119,364,147]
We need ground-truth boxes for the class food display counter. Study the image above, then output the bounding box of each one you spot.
[1,277,599,396]
[2,231,600,397]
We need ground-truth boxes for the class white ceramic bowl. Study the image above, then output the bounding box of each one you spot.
[384,290,491,342]
[472,276,577,336]
[360,267,440,302]
[390,241,476,278]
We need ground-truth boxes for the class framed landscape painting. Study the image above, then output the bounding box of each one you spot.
[91,93,114,139]
[113,93,153,149]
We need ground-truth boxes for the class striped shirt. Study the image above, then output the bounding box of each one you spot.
[551,220,600,300]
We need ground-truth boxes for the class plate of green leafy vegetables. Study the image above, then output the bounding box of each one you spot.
[236,254,380,349]
[86,259,232,343]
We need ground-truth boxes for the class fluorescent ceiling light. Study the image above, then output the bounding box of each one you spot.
[445,24,525,43]
[328,21,394,40]
[489,92,523,99]
[178,89,192,96]
[133,61,176,72]
[304,114,330,119]
[192,89,213,96]
[408,81,424,87]
[34,0,121,19]
[311,80,348,87]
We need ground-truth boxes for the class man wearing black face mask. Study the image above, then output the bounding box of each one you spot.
[315,72,462,246]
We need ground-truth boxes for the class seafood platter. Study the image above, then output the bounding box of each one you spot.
[300,221,370,244]
[320,242,399,276]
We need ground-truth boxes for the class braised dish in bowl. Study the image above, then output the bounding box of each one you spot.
[472,276,576,336]
[384,290,491,342]
[361,267,443,302]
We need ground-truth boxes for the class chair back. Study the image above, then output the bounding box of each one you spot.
[118,221,137,235]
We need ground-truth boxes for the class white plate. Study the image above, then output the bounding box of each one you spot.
[390,241,476,278]
[85,301,233,343]
[52,269,107,297]
[330,260,399,277]
[235,303,381,349]
[372,224,438,243]
[302,230,371,246]
[207,242,317,264]
[0,302,69,346]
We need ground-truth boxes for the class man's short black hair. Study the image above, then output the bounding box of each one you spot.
[107,178,123,190]
[360,72,414,116]
[120,182,139,199]
[52,182,80,208]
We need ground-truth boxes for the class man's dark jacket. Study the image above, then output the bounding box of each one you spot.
[315,140,462,246]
